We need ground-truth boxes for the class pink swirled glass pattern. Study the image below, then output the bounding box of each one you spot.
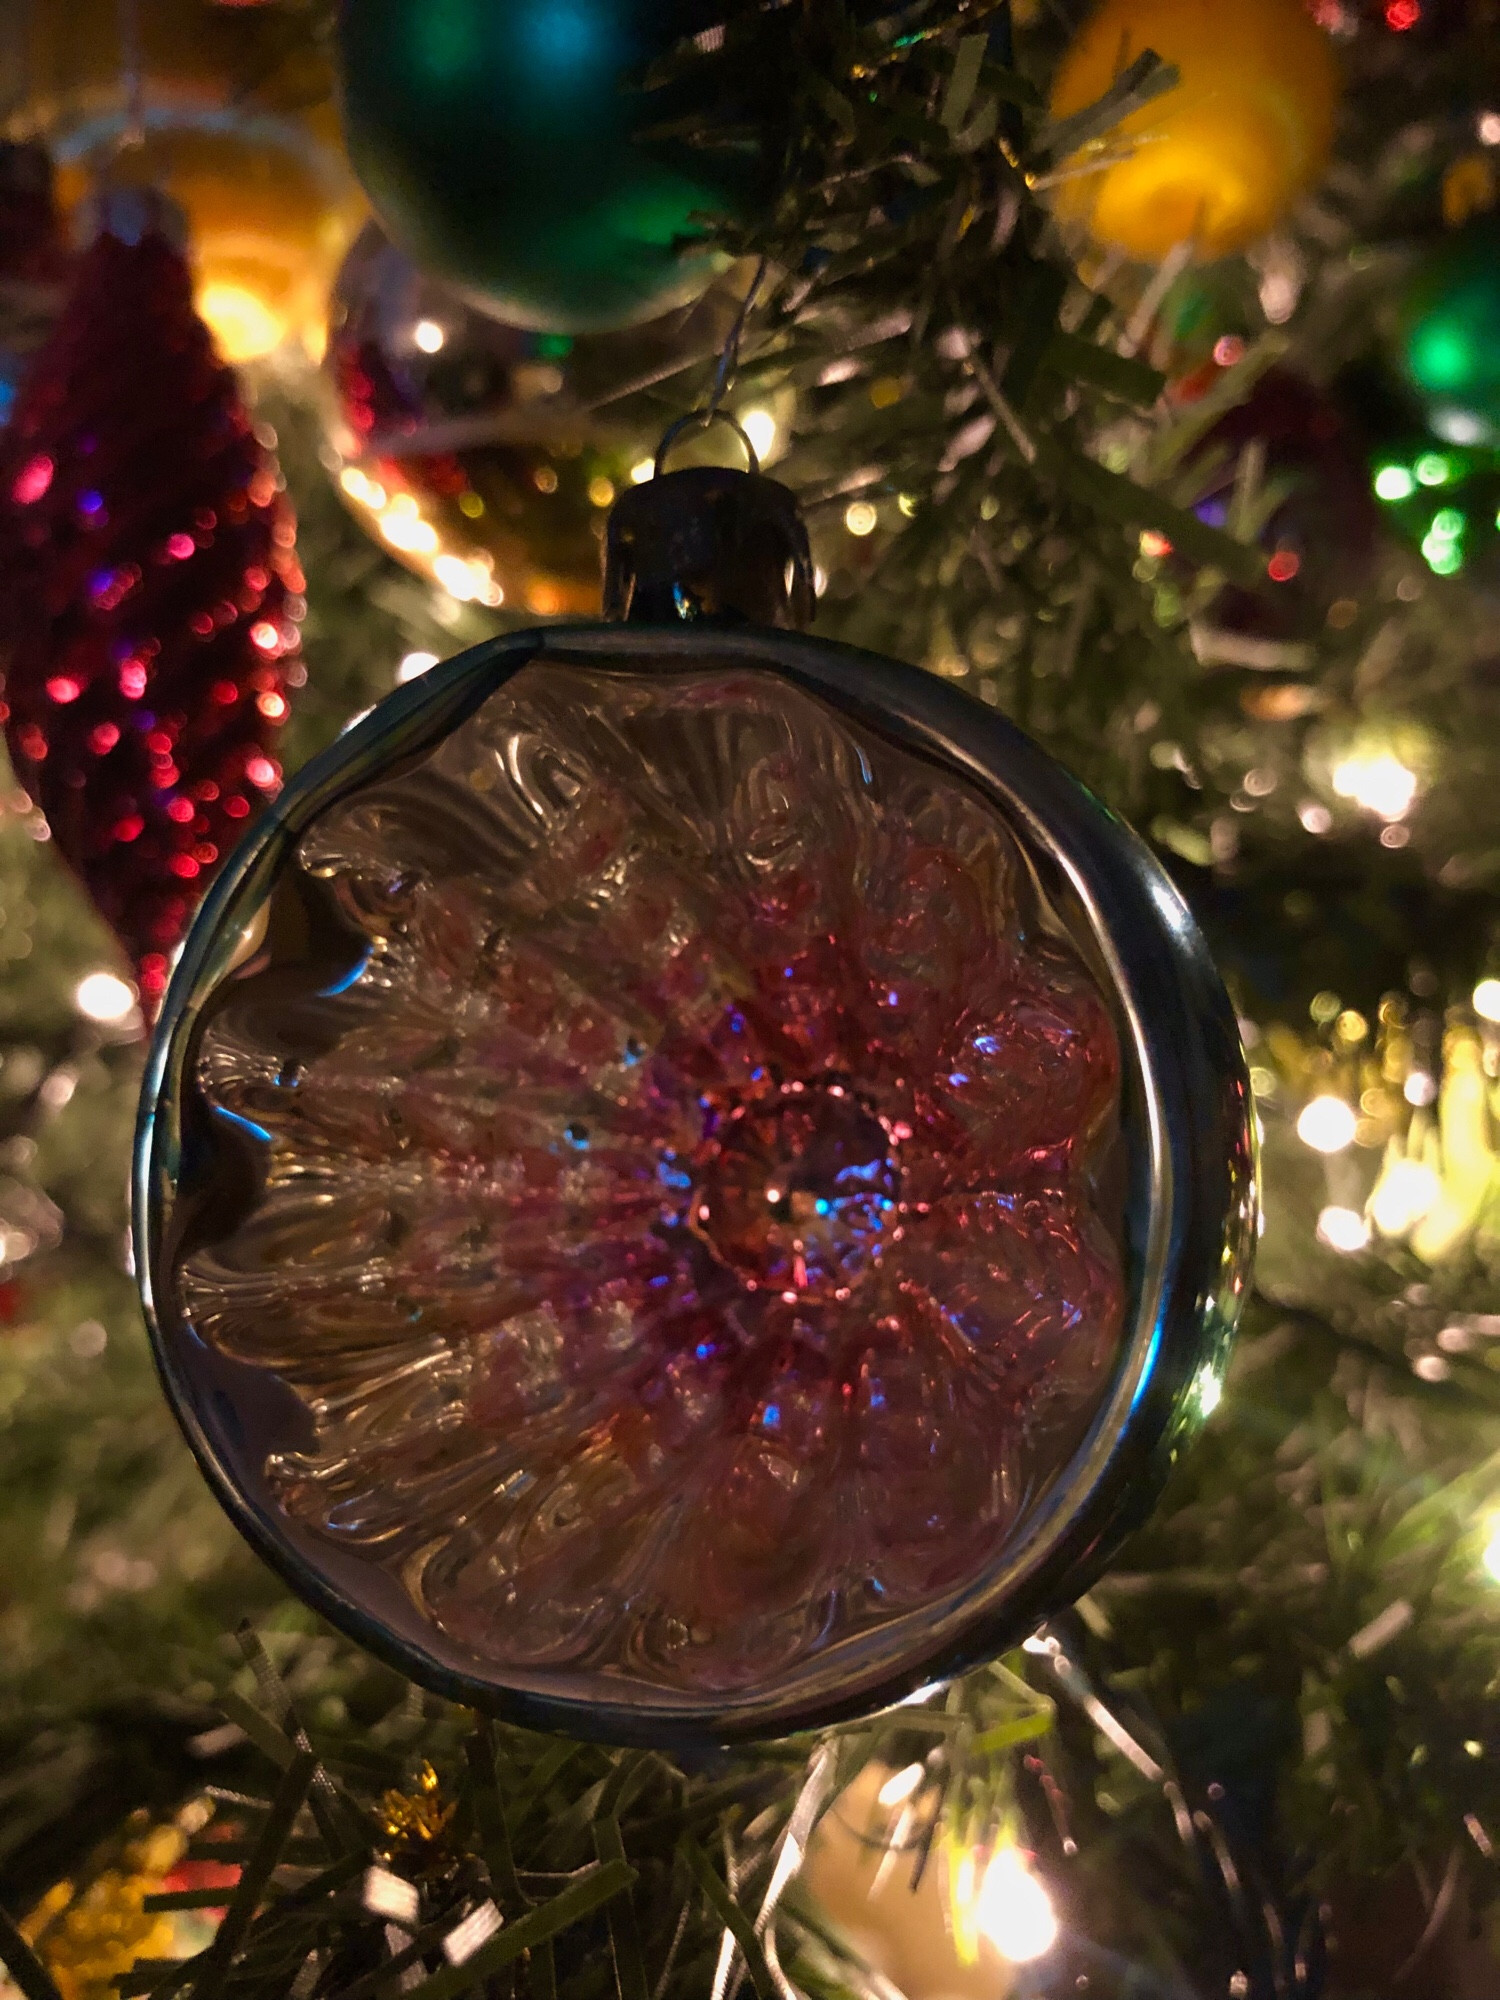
[176,661,1125,1695]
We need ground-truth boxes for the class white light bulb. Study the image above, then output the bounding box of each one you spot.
[845,500,879,537]
[74,971,137,1023]
[433,554,479,601]
[1317,1205,1371,1254]
[1297,1095,1357,1154]
[971,1847,1058,1964]
[1330,752,1418,822]
[1484,1520,1500,1582]
[397,651,440,684]
[413,318,447,354]
[1473,978,1500,1023]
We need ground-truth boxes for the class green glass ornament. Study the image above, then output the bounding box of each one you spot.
[1401,217,1500,447]
[337,0,764,335]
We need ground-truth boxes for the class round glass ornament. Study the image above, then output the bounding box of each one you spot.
[135,456,1255,1747]
[1400,216,1500,448]
[336,0,768,333]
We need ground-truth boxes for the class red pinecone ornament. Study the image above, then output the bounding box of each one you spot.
[0,196,301,1005]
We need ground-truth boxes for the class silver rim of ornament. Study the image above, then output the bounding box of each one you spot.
[134,618,1256,1748]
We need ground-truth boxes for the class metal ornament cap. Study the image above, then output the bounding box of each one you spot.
[135,606,1254,1750]
[603,464,814,629]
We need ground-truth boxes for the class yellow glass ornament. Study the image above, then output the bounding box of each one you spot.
[22,1823,185,2000]
[52,107,365,363]
[22,0,363,362]
[1048,0,1341,261]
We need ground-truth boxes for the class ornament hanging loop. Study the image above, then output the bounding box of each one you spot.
[653,406,760,481]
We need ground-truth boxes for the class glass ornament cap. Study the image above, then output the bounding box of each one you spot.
[136,622,1254,1745]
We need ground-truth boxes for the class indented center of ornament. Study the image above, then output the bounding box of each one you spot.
[689,1081,900,1299]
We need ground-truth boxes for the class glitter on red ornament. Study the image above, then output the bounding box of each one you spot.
[179,664,1126,1696]
[1385,0,1420,27]
[166,797,195,823]
[245,756,279,789]
[12,454,53,504]
[0,224,301,991]
[249,620,280,652]
[1267,549,1301,582]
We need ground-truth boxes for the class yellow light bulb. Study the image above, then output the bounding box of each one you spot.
[971,1847,1058,1964]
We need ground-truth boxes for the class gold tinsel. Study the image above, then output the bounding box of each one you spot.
[375,1761,457,1866]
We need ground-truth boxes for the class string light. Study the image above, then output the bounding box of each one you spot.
[739,408,778,460]
[397,651,439,684]
[968,1846,1058,1963]
[380,513,439,557]
[1473,978,1500,1022]
[1317,1205,1371,1253]
[845,500,879,537]
[74,971,137,1023]
[1297,1095,1357,1153]
[413,318,447,354]
[1484,1519,1500,1583]
[1421,507,1465,574]
[1373,464,1415,501]
[1330,752,1418,822]
[1370,1158,1442,1236]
